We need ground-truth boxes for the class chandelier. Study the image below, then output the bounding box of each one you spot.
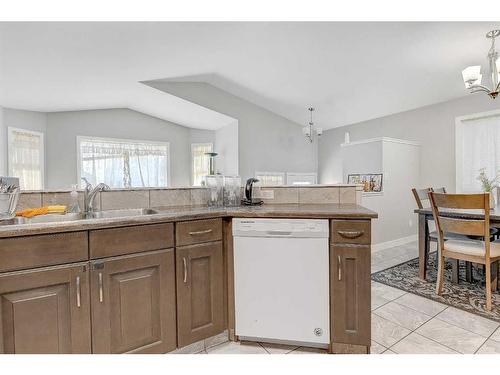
[303,107,322,143]
[462,30,500,99]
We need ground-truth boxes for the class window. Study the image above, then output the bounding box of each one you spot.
[255,172,285,186]
[191,143,213,186]
[78,136,169,188]
[456,111,500,192]
[8,127,44,190]
[286,173,317,185]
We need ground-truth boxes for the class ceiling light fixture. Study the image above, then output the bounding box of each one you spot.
[462,30,500,99]
[303,107,322,143]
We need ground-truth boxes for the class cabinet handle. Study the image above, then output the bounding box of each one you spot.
[338,255,342,281]
[98,272,104,303]
[183,257,188,283]
[189,229,213,235]
[76,276,81,308]
[337,230,364,239]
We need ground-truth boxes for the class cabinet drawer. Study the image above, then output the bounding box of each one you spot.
[176,218,222,246]
[331,220,371,245]
[0,231,88,272]
[90,223,174,259]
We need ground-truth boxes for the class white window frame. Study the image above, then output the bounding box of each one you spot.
[77,135,171,188]
[8,127,45,190]
[455,109,500,193]
[286,172,318,186]
[191,142,214,186]
[254,171,286,186]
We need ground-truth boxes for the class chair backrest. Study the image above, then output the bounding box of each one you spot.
[429,192,491,257]
[412,187,432,209]
[433,187,447,193]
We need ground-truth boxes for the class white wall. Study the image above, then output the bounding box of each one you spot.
[319,94,500,191]
[45,108,208,188]
[215,121,239,176]
[147,81,318,181]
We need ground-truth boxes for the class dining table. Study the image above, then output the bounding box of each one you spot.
[414,207,500,281]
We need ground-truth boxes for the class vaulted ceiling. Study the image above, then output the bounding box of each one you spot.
[1,22,498,130]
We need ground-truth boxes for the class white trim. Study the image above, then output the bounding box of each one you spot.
[7,126,45,190]
[372,235,417,253]
[341,137,420,148]
[454,108,500,193]
[76,135,171,188]
[190,142,213,186]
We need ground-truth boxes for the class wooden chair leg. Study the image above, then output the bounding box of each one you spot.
[465,261,473,283]
[492,261,499,292]
[451,259,459,284]
[436,253,445,295]
[485,260,492,311]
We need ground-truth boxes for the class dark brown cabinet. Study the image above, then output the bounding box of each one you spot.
[176,241,224,347]
[0,263,91,354]
[90,249,177,354]
[330,244,371,349]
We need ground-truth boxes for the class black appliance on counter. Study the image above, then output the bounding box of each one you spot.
[242,177,263,206]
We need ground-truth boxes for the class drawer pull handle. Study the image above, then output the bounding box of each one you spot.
[98,272,104,303]
[189,229,213,235]
[338,255,342,281]
[337,230,364,239]
[183,257,188,283]
[76,276,81,308]
[266,230,292,236]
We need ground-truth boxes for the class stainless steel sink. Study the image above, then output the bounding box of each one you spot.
[89,208,158,219]
[0,213,87,225]
[0,208,158,226]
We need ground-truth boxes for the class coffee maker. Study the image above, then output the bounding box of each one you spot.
[242,178,263,206]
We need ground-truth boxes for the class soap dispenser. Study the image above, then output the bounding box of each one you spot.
[68,184,81,213]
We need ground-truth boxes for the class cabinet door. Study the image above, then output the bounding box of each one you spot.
[331,244,371,346]
[90,249,177,354]
[0,263,91,354]
[176,241,224,347]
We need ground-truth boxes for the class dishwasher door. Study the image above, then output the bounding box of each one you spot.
[233,219,330,346]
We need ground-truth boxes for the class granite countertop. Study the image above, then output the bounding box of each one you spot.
[0,204,378,238]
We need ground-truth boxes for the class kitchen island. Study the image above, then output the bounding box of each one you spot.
[0,204,377,354]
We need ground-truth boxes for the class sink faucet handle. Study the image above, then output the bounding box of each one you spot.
[81,177,92,190]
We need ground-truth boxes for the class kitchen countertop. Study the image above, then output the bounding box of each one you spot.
[0,204,378,238]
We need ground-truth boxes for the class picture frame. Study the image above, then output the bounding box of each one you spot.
[347,173,383,192]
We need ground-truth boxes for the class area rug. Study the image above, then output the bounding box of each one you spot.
[371,254,500,322]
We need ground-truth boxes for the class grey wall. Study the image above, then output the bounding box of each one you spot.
[45,108,205,189]
[215,121,239,176]
[147,82,318,181]
[319,94,500,191]
[0,106,5,176]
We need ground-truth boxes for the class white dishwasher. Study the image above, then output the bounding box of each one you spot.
[233,218,330,347]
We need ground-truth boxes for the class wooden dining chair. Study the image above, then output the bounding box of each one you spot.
[412,187,461,281]
[429,192,500,310]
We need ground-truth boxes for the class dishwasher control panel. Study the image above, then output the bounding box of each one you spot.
[232,218,329,238]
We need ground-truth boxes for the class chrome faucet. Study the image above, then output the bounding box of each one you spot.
[81,177,110,213]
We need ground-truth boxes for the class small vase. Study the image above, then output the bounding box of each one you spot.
[490,189,496,209]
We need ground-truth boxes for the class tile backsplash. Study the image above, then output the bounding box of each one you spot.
[17,185,362,211]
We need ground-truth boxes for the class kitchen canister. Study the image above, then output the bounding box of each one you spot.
[223,176,241,207]
[205,175,224,207]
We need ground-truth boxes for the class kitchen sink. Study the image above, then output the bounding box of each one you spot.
[89,208,159,219]
[0,208,159,226]
[0,212,88,225]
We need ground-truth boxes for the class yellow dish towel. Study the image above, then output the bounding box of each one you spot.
[16,205,67,218]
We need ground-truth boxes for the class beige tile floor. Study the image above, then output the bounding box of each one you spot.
[203,241,500,354]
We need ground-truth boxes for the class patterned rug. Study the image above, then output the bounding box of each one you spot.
[371,254,500,322]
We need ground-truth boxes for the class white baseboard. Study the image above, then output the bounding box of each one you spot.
[372,234,417,253]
